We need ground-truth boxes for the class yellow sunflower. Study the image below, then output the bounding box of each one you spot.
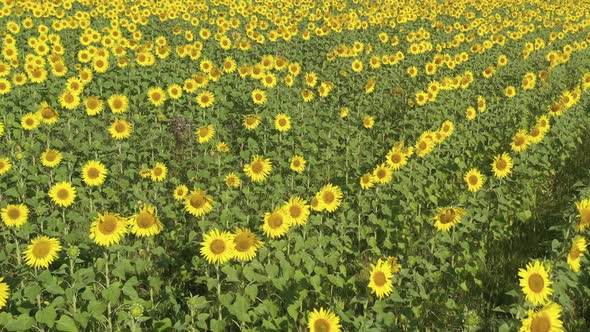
[109,119,132,140]
[48,181,76,207]
[283,196,310,226]
[576,199,590,232]
[24,236,62,269]
[184,189,214,217]
[262,207,291,238]
[200,229,235,264]
[373,163,393,184]
[360,172,376,190]
[519,302,563,332]
[243,114,261,130]
[385,146,408,170]
[41,149,63,168]
[224,173,241,188]
[464,168,485,192]
[84,96,104,116]
[167,84,183,99]
[58,89,80,110]
[308,307,341,332]
[0,158,12,176]
[368,259,394,299]
[1,204,29,227]
[363,115,375,129]
[491,153,513,178]
[290,155,306,173]
[21,113,41,130]
[511,130,529,152]
[195,125,215,144]
[150,162,167,182]
[0,277,8,310]
[317,183,343,212]
[129,205,163,237]
[274,113,291,132]
[232,227,263,261]
[251,89,267,105]
[89,212,128,246]
[567,237,587,272]
[107,94,129,114]
[518,260,553,306]
[37,102,59,124]
[81,160,107,186]
[433,207,465,232]
[147,87,167,107]
[173,184,188,201]
[196,91,215,108]
[244,155,272,182]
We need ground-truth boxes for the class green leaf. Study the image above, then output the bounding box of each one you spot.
[56,315,78,332]
[35,306,57,328]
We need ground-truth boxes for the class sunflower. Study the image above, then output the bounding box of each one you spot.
[317,183,343,212]
[167,84,183,99]
[150,162,167,182]
[308,307,341,332]
[0,78,11,95]
[109,119,132,140]
[195,125,215,144]
[0,158,11,175]
[373,163,393,184]
[41,149,63,168]
[283,196,310,226]
[576,199,590,232]
[251,89,267,105]
[37,102,59,124]
[360,172,375,190]
[566,237,587,272]
[519,302,563,332]
[81,160,107,186]
[84,96,104,116]
[58,89,80,110]
[290,155,306,173]
[129,205,163,237]
[21,113,41,130]
[200,229,235,264]
[385,146,408,170]
[0,277,8,310]
[147,87,167,107]
[466,107,476,121]
[363,115,375,129]
[89,212,128,246]
[415,138,434,157]
[184,189,214,217]
[491,153,513,178]
[1,204,29,227]
[243,114,261,130]
[224,173,241,188]
[108,94,129,114]
[464,168,485,192]
[48,181,76,207]
[196,91,215,108]
[274,113,291,132]
[173,185,188,201]
[24,236,62,269]
[518,260,553,306]
[511,130,529,152]
[368,259,394,298]
[262,207,291,238]
[232,227,263,261]
[433,207,465,232]
[244,155,272,182]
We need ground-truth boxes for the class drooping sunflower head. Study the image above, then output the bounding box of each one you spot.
[243,114,261,130]
[89,212,128,247]
[576,199,590,232]
[567,237,587,272]
[433,207,465,232]
[518,260,553,306]
[24,236,62,269]
[200,228,235,265]
[0,277,9,310]
[232,227,263,261]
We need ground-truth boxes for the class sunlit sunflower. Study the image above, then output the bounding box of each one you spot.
[184,189,214,217]
[81,160,107,186]
[244,155,272,182]
[84,96,104,116]
[308,307,341,332]
[433,207,465,232]
[274,113,291,132]
[41,149,63,168]
[567,237,587,272]
[262,207,291,238]
[150,162,167,182]
[108,94,129,114]
[283,196,310,226]
[464,168,485,192]
[0,158,11,175]
[21,113,41,130]
[232,227,263,261]
[58,89,80,110]
[37,102,59,124]
[518,260,553,306]
[24,236,62,269]
[89,212,128,246]
[200,229,235,264]
[109,119,132,140]
[363,115,375,129]
[224,173,241,188]
[167,84,183,99]
[491,153,513,178]
[386,147,408,170]
[195,125,215,144]
[1,204,29,227]
[251,89,267,105]
[48,181,76,207]
[243,114,261,130]
[415,138,434,157]
[373,163,393,184]
[360,172,375,190]
[576,199,590,232]
[290,155,306,173]
[519,302,563,332]
[196,91,215,108]
[147,87,167,107]
[317,183,343,212]
[129,205,163,237]
[511,130,529,152]
[0,277,8,310]
[368,259,394,298]
[173,185,188,201]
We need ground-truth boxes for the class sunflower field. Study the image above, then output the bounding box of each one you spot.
[1,0,590,331]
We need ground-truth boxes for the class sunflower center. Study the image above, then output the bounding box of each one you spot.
[246,117,256,125]
[278,118,287,126]
[153,167,163,176]
[152,92,161,101]
[496,158,507,170]
[581,209,590,224]
[234,233,253,252]
[57,188,70,200]
[32,240,51,258]
[7,207,20,220]
[45,150,57,161]
[41,107,56,119]
[87,98,98,109]
[26,118,34,125]
[99,215,118,235]
[199,128,209,137]
[528,273,545,293]
[468,175,479,185]
[514,136,525,146]
[570,247,581,260]
[418,141,427,150]
[176,188,184,196]
[289,205,302,218]
[439,210,456,224]
[210,239,226,254]
[313,318,331,332]
[190,193,206,209]
[200,95,209,103]
[87,167,100,179]
[64,93,74,103]
[113,99,123,108]
[251,160,263,174]
[373,271,387,286]
[293,160,300,167]
[322,191,335,204]
[376,169,386,179]
[136,211,155,228]
[390,153,401,163]
[115,122,126,132]
[530,314,551,332]
[255,93,262,101]
[268,213,283,229]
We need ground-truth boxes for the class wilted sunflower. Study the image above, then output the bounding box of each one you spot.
[464,168,485,192]
[129,205,163,237]
[308,307,341,332]
[48,181,76,207]
[433,207,465,232]
[576,199,590,231]
[1,204,29,227]
[519,302,563,332]
[0,277,8,310]
[89,212,128,246]
[0,158,12,175]
[150,162,167,182]
[184,189,214,217]
[491,153,513,178]
[274,113,291,132]
[24,236,62,269]
[244,155,272,182]
[317,183,343,212]
[196,91,215,108]
[195,125,215,144]
[290,155,306,173]
[109,119,132,140]
[173,185,188,201]
[108,94,129,114]
[243,114,261,130]
[41,149,63,168]
[232,228,263,261]
[262,207,290,238]
[567,237,587,272]
[147,87,167,107]
[283,196,310,226]
[81,160,107,186]
[368,259,394,299]
[518,260,553,306]
[200,229,235,264]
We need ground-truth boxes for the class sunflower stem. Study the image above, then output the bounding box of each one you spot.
[216,264,223,321]
[105,251,113,332]
[14,231,21,266]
